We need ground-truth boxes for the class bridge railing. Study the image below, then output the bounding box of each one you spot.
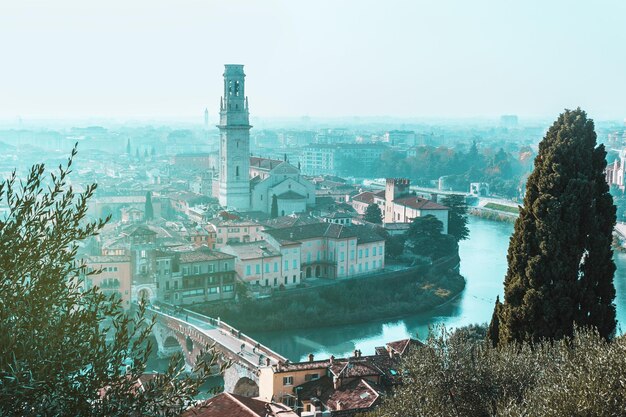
[147,302,287,365]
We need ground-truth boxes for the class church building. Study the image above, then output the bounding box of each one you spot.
[215,65,314,215]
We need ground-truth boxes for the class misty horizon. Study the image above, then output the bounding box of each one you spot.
[2,1,625,121]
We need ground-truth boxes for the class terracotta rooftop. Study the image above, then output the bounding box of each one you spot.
[221,240,282,260]
[297,376,382,414]
[351,191,376,204]
[182,392,297,417]
[263,223,384,245]
[277,190,306,200]
[393,196,448,210]
[249,156,284,171]
[178,247,234,263]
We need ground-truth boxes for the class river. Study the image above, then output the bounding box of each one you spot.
[248,216,626,362]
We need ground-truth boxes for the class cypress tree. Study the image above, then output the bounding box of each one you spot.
[145,191,154,221]
[492,109,616,345]
[364,203,383,224]
[487,296,501,347]
[270,194,278,218]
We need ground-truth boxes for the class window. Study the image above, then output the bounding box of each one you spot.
[265,263,270,273]
[140,250,146,258]
[246,265,251,276]
[340,266,344,275]
[223,285,234,292]
[208,287,219,294]
[274,277,277,286]
[317,251,321,261]
[265,279,269,286]
[305,373,319,382]
[193,265,200,274]
[166,281,170,290]
[174,281,179,289]
[293,259,297,268]
[283,376,293,386]
[350,249,355,260]
[284,260,289,271]
[307,253,311,263]
[182,266,189,275]
[373,247,377,256]
[284,276,288,284]
[256,264,260,274]
[274,262,278,272]
[293,275,296,283]
[223,262,229,271]
[365,248,369,257]
[359,249,363,259]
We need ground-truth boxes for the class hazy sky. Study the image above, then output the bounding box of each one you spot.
[1,0,625,121]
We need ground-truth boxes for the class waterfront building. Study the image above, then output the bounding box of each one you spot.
[155,247,236,305]
[380,178,449,232]
[605,149,626,191]
[263,223,385,279]
[258,339,421,415]
[221,240,300,288]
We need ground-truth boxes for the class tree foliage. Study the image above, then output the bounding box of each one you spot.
[270,194,278,218]
[367,326,626,417]
[441,194,469,241]
[491,109,616,345]
[364,203,383,224]
[145,191,154,221]
[405,215,457,261]
[0,148,223,416]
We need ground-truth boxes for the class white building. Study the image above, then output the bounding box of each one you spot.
[249,157,316,215]
[217,64,252,211]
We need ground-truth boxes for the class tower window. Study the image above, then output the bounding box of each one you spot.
[236,166,239,177]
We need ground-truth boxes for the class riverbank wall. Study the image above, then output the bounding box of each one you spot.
[189,254,465,333]
[469,207,518,223]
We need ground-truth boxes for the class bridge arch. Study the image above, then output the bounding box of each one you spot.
[232,377,259,398]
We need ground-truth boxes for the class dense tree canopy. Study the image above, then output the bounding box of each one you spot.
[0,148,223,416]
[367,326,626,417]
[405,215,457,261]
[441,194,469,241]
[492,109,616,345]
[364,203,383,224]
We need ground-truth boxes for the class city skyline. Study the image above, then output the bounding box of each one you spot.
[1,0,625,121]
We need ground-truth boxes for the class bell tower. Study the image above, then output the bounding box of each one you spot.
[217,64,251,210]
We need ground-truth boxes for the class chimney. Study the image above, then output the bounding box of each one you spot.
[387,345,394,359]
[336,401,342,411]
[333,376,341,390]
[308,353,315,362]
[277,362,282,372]
[266,358,271,366]
[329,355,335,364]
[354,349,359,358]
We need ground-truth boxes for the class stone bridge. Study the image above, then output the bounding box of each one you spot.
[144,304,286,397]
